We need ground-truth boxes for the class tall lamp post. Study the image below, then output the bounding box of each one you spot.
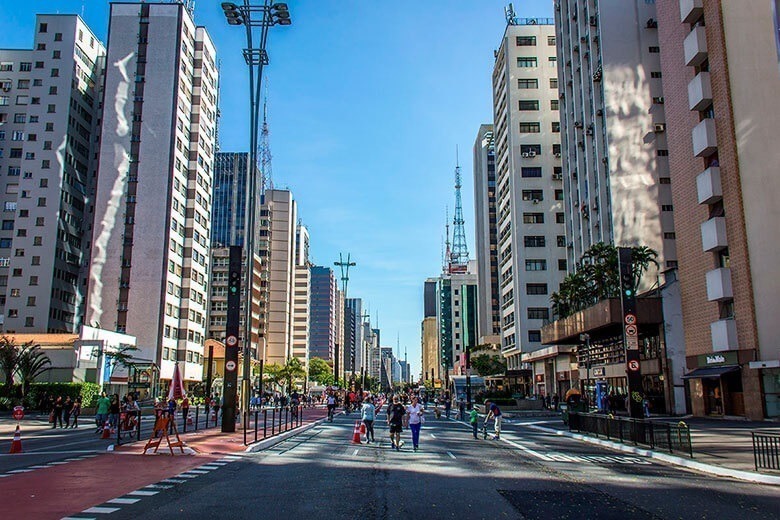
[334,254,356,384]
[221,1,292,414]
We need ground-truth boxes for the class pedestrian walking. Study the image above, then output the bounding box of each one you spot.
[109,395,120,429]
[405,395,424,451]
[71,397,81,428]
[469,407,479,439]
[443,392,452,419]
[181,396,190,427]
[361,396,376,443]
[95,391,110,432]
[51,396,64,429]
[63,396,73,428]
[484,400,502,440]
[387,396,406,451]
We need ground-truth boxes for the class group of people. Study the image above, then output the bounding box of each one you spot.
[95,391,140,433]
[46,395,82,429]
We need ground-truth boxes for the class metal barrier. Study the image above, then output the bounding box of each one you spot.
[116,409,142,445]
[568,412,693,457]
[243,405,304,446]
[752,432,780,472]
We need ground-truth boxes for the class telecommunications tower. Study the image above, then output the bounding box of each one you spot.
[449,147,469,273]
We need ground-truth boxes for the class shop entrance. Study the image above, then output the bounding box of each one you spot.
[702,377,722,415]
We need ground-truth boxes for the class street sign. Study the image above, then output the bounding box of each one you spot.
[226,360,237,372]
[626,335,639,350]
[624,314,636,325]
[12,406,24,421]
[627,359,640,372]
[226,335,238,347]
[625,324,637,336]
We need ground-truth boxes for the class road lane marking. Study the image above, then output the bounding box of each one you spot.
[7,469,34,473]
[446,451,456,459]
[161,478,187,483]
[127,490,159,496]
[184,469,210,474]
[199,465,220,470]
[62,517,96,520]
[175,473,199,479]
[107,498,141,505]
[209,462,228,466]
[145,484,174,489]
[353,449,360,456]
[501,438,553,461]
[82,507,120,514]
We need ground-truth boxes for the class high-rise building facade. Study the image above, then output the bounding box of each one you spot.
[308,266,336,362]
[291,223,310,372]
[211,152,260,249]
[261,189,297,365]
[87,2,217,384]
[0,15,105,333]
[555,0,676,284]
[472,124,501,343]
[655,0,780,419]
[346,297,364,374]
[492,18,566,371]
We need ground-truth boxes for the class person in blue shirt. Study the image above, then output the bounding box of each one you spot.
[484,400,502,440]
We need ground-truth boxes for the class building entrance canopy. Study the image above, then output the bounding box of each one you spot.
[681,365,740,379]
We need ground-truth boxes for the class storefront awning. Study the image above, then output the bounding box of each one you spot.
[681,365,740,379]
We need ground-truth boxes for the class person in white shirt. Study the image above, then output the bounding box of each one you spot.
[405,395,425,451]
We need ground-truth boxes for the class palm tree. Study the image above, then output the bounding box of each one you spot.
[630,245,659,289]
[0,336,21,396]
[280,358,306,394]
[16,342,51,397]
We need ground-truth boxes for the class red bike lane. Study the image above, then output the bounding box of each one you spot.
[0,407,328,519]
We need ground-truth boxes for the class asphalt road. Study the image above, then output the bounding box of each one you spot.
[72,409,779,520]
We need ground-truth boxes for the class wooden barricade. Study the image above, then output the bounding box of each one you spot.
[142,413,184,455]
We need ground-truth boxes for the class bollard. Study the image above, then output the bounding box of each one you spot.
[263,409,268,439]
[284,407,288,432]
[272,408,276,436]
[254,411,259,443]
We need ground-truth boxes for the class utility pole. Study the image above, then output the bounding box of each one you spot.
[334,253,356,384]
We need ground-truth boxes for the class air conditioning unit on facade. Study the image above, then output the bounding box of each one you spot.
[555,152,561,158]
[522,152,530,158]
[654,123,666,132]
[529,150,537,157]
[532,198,540,204]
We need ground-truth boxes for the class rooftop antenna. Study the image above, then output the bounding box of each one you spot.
[444,207,451,274]
[450,146,470,272]
[260,83,273,191]
[505,3,518,25]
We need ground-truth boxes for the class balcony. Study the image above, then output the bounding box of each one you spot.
[710,318,738,352]
[684,25,708,67]
[706,267,733,302]
[696,166,722,204]
[701,217,728,252]
[692,118,717,157]
[688,72,712,111]
[680,0,704,24]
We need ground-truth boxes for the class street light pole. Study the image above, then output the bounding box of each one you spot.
[222,1,292,415]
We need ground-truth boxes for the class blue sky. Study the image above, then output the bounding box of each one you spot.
[0,0,553,377]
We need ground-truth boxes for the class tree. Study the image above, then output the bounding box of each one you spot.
[0,336,21,396]
[308,357,334,386]
[16,342,51,397]
[279,357,306,394]
[471,353,506,377]
[263,363,284,389]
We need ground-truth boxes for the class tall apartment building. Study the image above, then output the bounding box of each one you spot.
[86,2,217,384]
[291,223,310,372]
[261,189,297,366]
[555,0,676,284]
[656,0,780,419]
[0,15,105,333]
[308,266,336,362]
[430,262,478,377]
[421,278,440,382]
[472,124,501,343]
[207,152,264,356]
[492,18,566,371]
[346,298,364,374]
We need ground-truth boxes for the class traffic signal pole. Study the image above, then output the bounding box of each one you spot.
[222,246,242,432]
[618,247,644,419]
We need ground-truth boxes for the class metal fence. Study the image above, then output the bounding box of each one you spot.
[752,432,780,472]
[568,412,693,457]
[243,405,304,445]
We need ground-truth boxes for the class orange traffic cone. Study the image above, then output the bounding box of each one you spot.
[101,420,111,439]
[352,421,362,444]
[9,424,22,453]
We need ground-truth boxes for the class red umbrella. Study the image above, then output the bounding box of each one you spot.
[167,362,186,401]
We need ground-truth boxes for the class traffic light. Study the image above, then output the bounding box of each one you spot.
[618,247,635,297]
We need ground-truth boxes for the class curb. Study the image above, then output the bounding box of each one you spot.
[524,423,780,486]
[244,413,334,453]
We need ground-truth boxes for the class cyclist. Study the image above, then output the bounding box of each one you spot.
[483,400,502,440]
[326,392,337,422]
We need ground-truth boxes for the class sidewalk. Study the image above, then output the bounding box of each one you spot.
[0,407,329,519]
[525,415,780,485]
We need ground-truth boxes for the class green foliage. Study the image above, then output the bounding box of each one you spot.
[79,382,101,408]
[550,243,659,319]
[264,358,307,394]
[308,357,334,386]
[16,343,51,396]
[0,336,21,396]
[471,353,506,377]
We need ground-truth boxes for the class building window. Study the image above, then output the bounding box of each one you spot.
[39,23,48,33]
[27,296,35,306]
[657,150,669,156]
[52,50,61,59]
[525,259,547,271]
[551,100,559,110]
[516,36,537,46]
[652,96,665,104]
[528,330,542,342]
[20,62,31,72]
[651,71,662,78]
[558,259,568,271]
[661,205,673,211]
[518,78,538,89]
[666,260,679,268]
[521,144,542,156]
[548,56,557,66]
[526,283,548,295]
[522,190,543,201]
[54,32,62,41]
[550,78,558,89]
[523,213,544,224]
[556,212,565,223]
[547,36,556,46]
[552,122,560,132]
[517,57,538,68]
[524,236,545,247]
[557,235,566,247]
[51,68,59,77]
[649,46,660,53]
[521,167,542,178]
[29,276,37,285]
[659,177,671,184]
[528,308,549,320]
[664,232,676,239]
[519,100,540,111]
[519,122,541,133]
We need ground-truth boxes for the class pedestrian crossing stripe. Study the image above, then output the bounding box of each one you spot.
[544,453,652,465]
